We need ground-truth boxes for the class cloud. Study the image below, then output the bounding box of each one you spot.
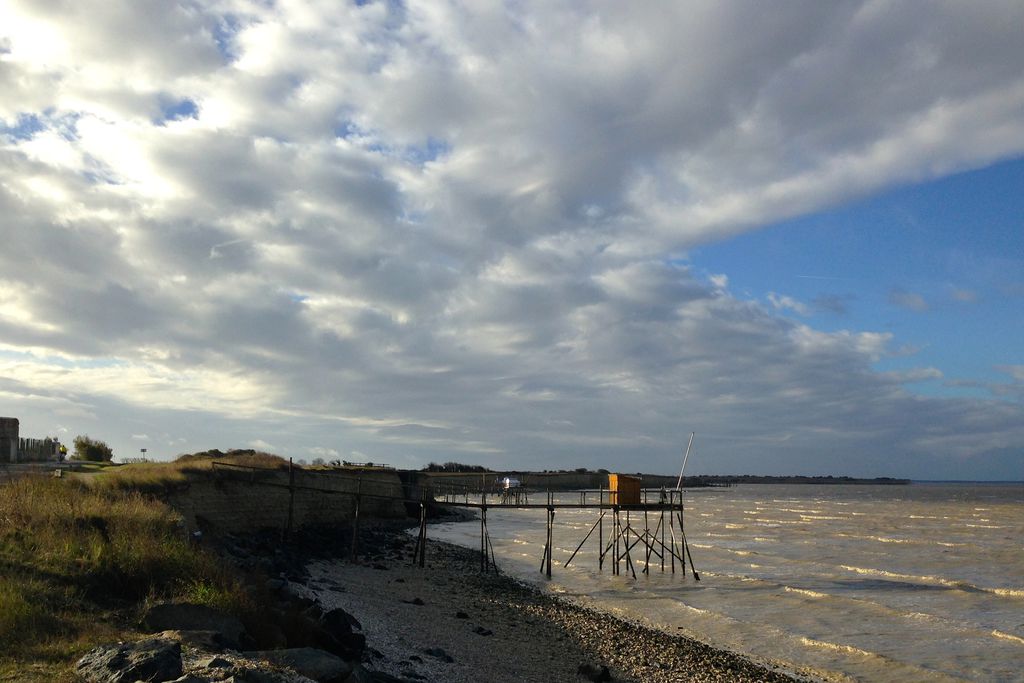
[0,1,1022,478]
[950,287,978,303]
[767,292,810,316]
[889,288,929,312]
[812,294,852,315]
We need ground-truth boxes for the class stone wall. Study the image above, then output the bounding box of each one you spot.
[0,417,18,463]
[166,468,410,536]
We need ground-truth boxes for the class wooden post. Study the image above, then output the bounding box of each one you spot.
[480,504,487,572]
[643,507,651,574]
[418,502,427,568]
[546,505,554,578]
[284,458,295,541]
[661,507,666,572]
[351,477,362,561]
[599,486,604,571]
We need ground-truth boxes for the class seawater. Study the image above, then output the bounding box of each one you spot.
[427,483,1024,682]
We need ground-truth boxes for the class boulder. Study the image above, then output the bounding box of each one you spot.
[321,607,361,633]
[245,647,352,683]
[316,607,366,660]
[76,637,183,683]
[143,603,248,648]
[155,629,228,651]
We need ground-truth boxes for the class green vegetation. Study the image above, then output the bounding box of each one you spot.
[0,476,251,680]
[85,449,289,494]
[422,461,492,473]
[72,435,113,462]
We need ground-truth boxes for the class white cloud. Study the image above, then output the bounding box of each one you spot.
[0,1,1022,478]
[767,292,810,316]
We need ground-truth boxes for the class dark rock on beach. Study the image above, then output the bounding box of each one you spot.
[75,637,183,683]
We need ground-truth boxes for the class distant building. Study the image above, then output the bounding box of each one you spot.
[0,417,17,463]
[0,417,62,463]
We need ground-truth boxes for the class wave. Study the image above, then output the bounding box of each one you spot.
[839,565,1024,598]
[784,586,829,598]
[992,629,1024,645]
[798,636,879,659]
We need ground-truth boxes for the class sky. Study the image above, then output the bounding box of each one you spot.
[1,0,1022,480]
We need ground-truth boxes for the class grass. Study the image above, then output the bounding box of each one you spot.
[0,475,254,679]
[82,449,290,494]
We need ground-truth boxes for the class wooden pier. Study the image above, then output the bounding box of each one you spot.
[429,485,700,581]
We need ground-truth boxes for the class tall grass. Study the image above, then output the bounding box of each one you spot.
[90,450,289,493]
[0,476,250,669]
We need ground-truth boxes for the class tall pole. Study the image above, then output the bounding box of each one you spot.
[675,432,695,489]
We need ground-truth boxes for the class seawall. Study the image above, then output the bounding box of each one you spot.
[165,467,409,535]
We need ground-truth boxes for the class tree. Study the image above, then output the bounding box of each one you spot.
[73,435,114,462]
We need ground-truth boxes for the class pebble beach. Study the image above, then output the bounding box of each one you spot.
[302,525,809,683]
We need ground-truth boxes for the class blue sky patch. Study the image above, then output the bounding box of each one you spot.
[156,97,199,125]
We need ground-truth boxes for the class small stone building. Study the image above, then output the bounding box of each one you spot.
[0,417,18,463]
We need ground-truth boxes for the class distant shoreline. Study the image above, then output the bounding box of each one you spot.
[681,475,910,485]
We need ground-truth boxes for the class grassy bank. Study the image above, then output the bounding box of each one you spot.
[0,475,252,682]
[80,450,288,494]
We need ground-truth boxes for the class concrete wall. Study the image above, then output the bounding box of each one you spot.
[166,468,409,535]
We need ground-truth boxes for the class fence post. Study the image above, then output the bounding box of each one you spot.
[284,458,295,541]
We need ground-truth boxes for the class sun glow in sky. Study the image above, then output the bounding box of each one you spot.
[1,1,1022,479]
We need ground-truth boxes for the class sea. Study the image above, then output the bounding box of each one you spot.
[428,482,1024,682]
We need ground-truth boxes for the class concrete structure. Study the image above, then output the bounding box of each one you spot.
[0,417,17,463]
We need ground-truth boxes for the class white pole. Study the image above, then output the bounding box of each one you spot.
[675,432,695,489]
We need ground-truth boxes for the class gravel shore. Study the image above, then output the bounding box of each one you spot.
[301,525,809,683]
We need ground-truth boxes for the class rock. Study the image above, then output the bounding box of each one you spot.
[321,607,361,633]
[317,607,366,659]
[472,626,493,636]
[143,603,248,649]
[156,630,227,651]
[454,611,469,619]
[167,676,207,683]
[422,647,454,663]
[75,637,183,683]
[401,597,425,606]
[196,655,233,669]
[245,647,352,683]
[345,664,375,683]
[367,672,407,683]
[578,662,612,682]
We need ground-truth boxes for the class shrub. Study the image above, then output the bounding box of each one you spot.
[72,435,113,462]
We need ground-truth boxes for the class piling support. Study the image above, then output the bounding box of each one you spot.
[412,501,428,568]
[480,502,488,572]
[284,458,295,542]
[598,487,604,571]
[350,477,362,560]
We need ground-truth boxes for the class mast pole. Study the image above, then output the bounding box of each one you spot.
[675,431,695,489]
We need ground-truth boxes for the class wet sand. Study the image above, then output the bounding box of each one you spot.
[301,526,808,683]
